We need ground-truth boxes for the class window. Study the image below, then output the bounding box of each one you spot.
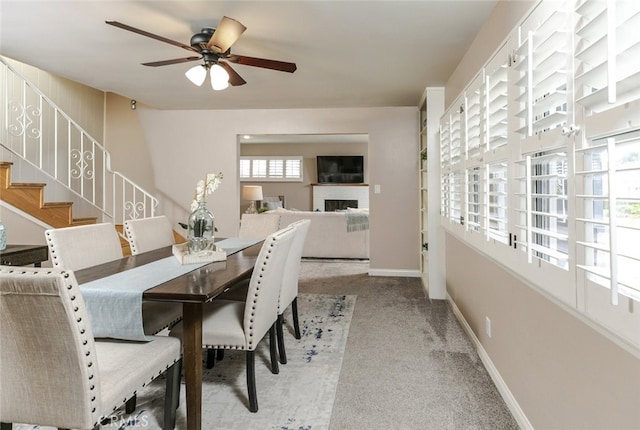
[576,130,640,303]
[486,161,509,244]
[239,156,303,182]
[516,150,569,269]
[575,0,640,116]
[514,0,571,139]
[466,167,482,234]
[465,75,484,161]
[450,170,463,225]
[437,0,640,353]
[485,45,509,152]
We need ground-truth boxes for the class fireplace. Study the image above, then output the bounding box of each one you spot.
[325,199,358,212]
[312,184,369,211]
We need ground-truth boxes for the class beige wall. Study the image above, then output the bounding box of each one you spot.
[443,1,640,428]
[133,106,419,274]
[446,235,640,430]
[0,204,48,254]
[240,140,368,212]
[104,94,156,193]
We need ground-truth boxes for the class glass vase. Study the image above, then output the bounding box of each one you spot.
[0,221,6,251]
[187,201,215,254]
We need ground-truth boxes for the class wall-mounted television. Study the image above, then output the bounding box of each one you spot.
[316,155,364,184]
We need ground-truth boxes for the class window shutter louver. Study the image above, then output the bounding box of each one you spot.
[485,47,509,152]
[515,150,570,269]
[487,161,509,244]
[515,1,571,138]
[466,167,483,234]
[576,130,640,304]
[575,0,640,115]
[465,75,484,161]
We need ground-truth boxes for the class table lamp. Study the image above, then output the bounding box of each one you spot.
[242,185,263,214]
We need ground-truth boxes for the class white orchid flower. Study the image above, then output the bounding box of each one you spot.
[190,172,223,211]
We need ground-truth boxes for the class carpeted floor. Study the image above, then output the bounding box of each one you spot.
[298,259,519,430]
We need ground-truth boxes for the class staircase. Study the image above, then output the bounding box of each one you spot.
[1,161,96,228]
[1,161,134,254]
[1,57,159,255]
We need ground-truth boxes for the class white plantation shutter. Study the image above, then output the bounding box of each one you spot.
[486,161,509,244]
[239,159,251,178]
[441,172,451,220]
[440,115,451,169]
[450,102,463,167]
[239,156,303,182]
[515,150,569,268]
[450,170,463,225]
[252,159,267,178]
[268,159,284,178]
[440,115,452,219]
[466,167,483,234]
[514,0,572,139]
[575,0,640,115]
[285,159,301,178]
[485,45,509,152]
[575,129,640,304]
[437,0,640,353]
[465,74,484,161]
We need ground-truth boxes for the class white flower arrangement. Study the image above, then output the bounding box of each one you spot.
[191,172,223,211]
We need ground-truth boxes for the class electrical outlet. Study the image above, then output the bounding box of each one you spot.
[485,316,492,338]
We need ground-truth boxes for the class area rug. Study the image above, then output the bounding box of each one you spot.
[14,293,356,430]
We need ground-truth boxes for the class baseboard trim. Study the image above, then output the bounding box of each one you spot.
[368,269,421,277]
[447,295,534,430]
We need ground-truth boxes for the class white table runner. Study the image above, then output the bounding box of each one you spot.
[79,237,261,341]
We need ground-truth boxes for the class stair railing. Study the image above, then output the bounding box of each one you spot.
[0,57,157,225]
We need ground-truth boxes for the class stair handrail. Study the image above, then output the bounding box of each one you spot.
[0,57,157,225]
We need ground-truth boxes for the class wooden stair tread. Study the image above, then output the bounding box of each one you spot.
[8,182,47,188]
[1,160,98,230]
[41,201,73,208]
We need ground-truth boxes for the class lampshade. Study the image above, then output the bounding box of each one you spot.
[185,65,207,86]
[242,185,263,201]
[210,64,230,91]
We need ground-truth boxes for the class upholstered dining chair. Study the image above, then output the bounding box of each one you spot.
[45,223,183,336]
[170,226,296,413]
[0,266,182,430]
[217,219,310,365]
[124,215,177,255]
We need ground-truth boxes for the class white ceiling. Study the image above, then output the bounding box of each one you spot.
[0,1,497,111]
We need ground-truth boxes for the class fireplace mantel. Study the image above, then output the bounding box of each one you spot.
[312,184,369,211]
[311,183,369,187]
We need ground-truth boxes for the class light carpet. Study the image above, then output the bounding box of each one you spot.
[14,293,355,430]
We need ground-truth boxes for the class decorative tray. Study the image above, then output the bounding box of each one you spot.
[172,243,227,265]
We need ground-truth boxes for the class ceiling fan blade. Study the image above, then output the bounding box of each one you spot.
[142,56,201,67]
[219,62,247,86]
[227,55,297,73]
[106,21,197,52]
[207,16,247,54]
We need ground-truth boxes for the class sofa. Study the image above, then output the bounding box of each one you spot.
[239,210,369,259]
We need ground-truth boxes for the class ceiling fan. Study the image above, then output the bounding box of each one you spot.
[105,17,297,90]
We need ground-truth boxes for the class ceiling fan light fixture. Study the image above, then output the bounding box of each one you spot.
[185,64,207,86]
[210,64,230,91]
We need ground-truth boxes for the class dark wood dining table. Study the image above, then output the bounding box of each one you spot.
[0,244,49,267]
[74,240,263,430]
